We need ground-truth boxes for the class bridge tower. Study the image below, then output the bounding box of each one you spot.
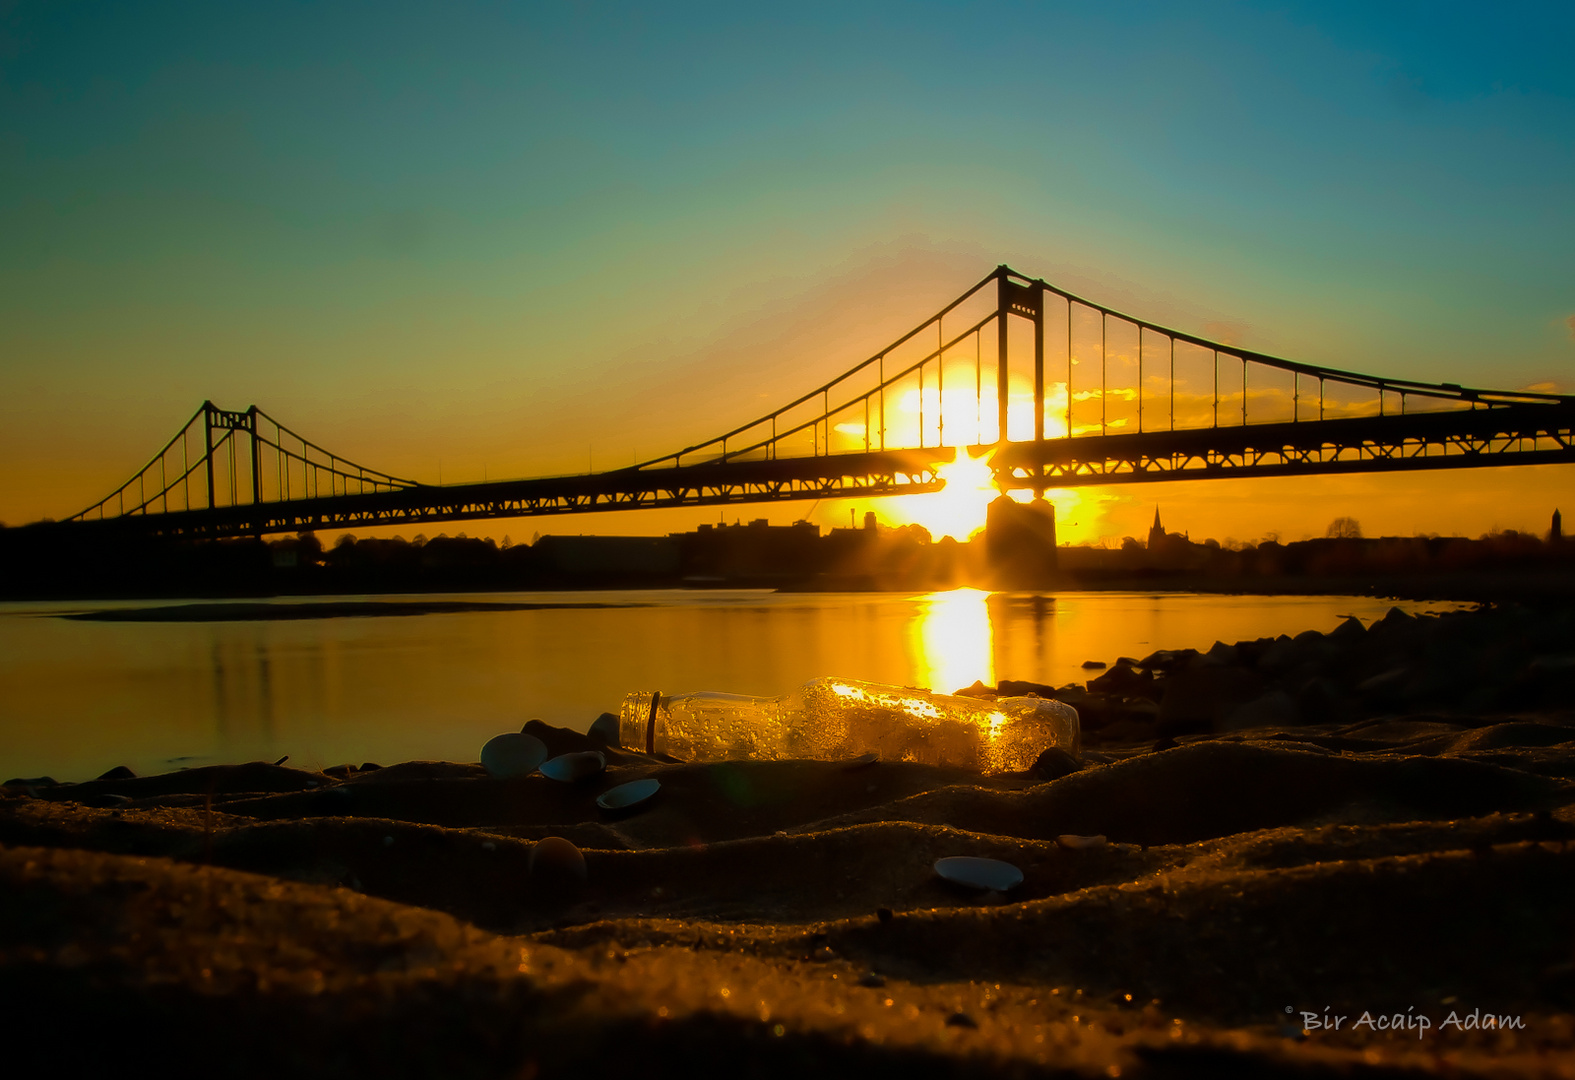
[996,267,1048,495]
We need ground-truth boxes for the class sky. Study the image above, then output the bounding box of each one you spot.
[3,0,1573,546]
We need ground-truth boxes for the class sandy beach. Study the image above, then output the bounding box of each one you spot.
[5,603,1575,1078]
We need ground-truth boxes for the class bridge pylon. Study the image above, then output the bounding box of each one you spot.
[995,266,1049,496]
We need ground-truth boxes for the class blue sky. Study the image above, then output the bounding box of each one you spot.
[3,1,1572,540]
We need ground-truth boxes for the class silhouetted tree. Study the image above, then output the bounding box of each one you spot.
[1326,516,1363,539]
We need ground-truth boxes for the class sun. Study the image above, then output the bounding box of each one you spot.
[808,450,1105,545]
[855,452,998,541]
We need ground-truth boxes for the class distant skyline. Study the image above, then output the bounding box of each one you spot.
[3,2,1572,546]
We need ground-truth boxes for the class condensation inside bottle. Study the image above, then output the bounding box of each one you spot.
[619,677,1078,772]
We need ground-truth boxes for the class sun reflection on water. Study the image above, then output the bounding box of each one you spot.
[912,587,994,695]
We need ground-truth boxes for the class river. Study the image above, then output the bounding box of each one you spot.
[0,589,1466,782]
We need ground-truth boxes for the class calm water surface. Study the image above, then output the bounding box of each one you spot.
[0,589,1466,781]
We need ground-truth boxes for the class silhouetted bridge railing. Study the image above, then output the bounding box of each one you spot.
[58,265,1575,538]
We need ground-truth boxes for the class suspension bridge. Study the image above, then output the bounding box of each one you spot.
[60,265,1575,539]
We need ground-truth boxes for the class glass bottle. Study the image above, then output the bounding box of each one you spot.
[618,677,1078,773]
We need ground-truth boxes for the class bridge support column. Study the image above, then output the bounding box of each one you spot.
[203,401,216,512]
[997,271,1047,496]
[996,268,1010,447]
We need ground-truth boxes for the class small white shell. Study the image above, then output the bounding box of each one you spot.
[842,752,880,770]
[539,750,606,782]
[596,777,660,812]
[1055,834,1108,850]
[480,733,549,779]
[933,856,1023,891]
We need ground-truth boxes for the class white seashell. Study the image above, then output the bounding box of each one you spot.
[596,777,660,812]
[842,752,880,770]
[933,856,1023,891]
[480,733,549,779]
[1055,834,1107,850]
[539,750,606,782]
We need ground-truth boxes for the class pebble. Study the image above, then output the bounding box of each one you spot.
[480,733,549,779]
[530,836,587,882]
[596,778,660,812]
[933,856,1023,891]
[540,750,606,782]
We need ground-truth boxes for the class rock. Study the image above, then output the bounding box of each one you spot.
[95,765,135,781]
[521,718,601,758]
[1197,641,1239,667]
[1080,660,1108,670]
[5,776,58,788]
[1139,648,1198,673]
[1378,606,1414,627]
[997,679,1058,698]
[1030,747,1082,782]
[1087,662,1158,701]
[1037,686,1119,730]
[1222,689,1301,731]
[1356,667,1409,696]
[587,712,622,747]
[1256,636,1300,674]
[1329,615,1367,643]
[1292,629,1325,647]
[953,680,996,698]
[1157,666,1268,735]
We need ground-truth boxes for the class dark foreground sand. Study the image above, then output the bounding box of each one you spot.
[5,604,1575,1078]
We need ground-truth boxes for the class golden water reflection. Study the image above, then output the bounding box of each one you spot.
[913,588,995,693]
[0,590,1468,781]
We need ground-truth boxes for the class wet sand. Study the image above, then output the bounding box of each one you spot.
[4,605,1575,1077]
